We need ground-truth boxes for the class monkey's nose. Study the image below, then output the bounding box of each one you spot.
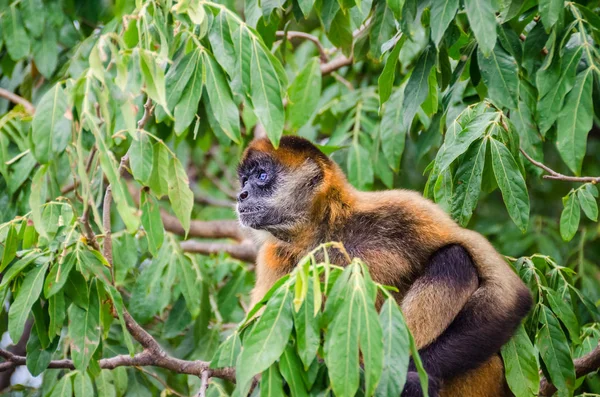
[238,191,249,202]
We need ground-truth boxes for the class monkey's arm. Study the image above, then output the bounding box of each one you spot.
[402,244,532,396]
[401,244,479,349]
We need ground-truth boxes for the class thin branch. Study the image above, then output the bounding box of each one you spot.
[198,370,210,397]
[0,88,35,114]
[276,31,328,62]
[539,344,600,396]
[161,211,245,241]
[321,55,353,75]
[181,240,257,263]
[520,149,600,184]
[135,366,187,397]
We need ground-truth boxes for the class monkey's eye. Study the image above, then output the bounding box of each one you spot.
[259,172,268,181]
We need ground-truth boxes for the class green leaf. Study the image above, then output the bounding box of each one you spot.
[477,45,518,109]
[26,328,57,376]
[8,261,49,341]
[298,0,314,17]
[464,0,498,56]
[48,291,66,338]
[20,0,45,37]
[163,49,200,116]
[29,165,48,238]
[537,47,582,135]
[430,0,459,48]
[279,346,309,397]
[32,84,70,164]
[375,298,409,397]
[436,112,496,172]
[402,46,436,130]
[89,122,139,233]
[167,156,194,237]
[148,143,169,198]
[50,374,73,397]
[545,288,580,344]
[501,324,540,397]
[347,142,374,189]
[176,254,201,318]
[140,190,164,256]
[0,251,43,289]
[556,68,594,175]
[173,50,203,135]
[2,6,31,61]
[539,0,563,30]
[560,192,580,242]
[536,305,575,397]
[103,283,135,356]
[68,282,101,371]
[211,331,242,368]
[32,25,58,78]
[250,38,285,147]
[236,286,293,390]
[378,37,403,105]
[260,362,286,397]
[287,58,322,131]
[208,11,236,75]
[44,252,76,298]
[204,52,241,143]
[490,138,530,232]
[327,10,353,56]
[139,50,168,109]
[370,1,396,59]
[129,132,154,185]
[96,370,116,397]
[73,371,94,397]
[293,280,320,370]
[0,224,19,272]
[577,184,598,221]
[451,138,487,226]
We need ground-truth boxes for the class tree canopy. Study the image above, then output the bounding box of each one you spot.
[0,0,599,396]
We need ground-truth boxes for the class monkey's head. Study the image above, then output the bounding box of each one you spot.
[236,136,346,236]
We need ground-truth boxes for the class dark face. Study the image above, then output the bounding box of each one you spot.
[236,151,322,234]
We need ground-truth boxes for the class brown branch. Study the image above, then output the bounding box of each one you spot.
[520,149,600,184]
[194,194,234,208]
[539,344,600,396]
[0,88,35,114]
[161,211,245,241]
[276,31,328,63]
[181,240,257,263]
[321,55,353,75]
[198,370,210,397]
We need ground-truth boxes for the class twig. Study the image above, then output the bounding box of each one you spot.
[520,149,600,184]
[181,240,257,263]
[321,55,353,75]
[0,88,35,114]
[276,31,328,62]
[161,211,245,241]
[539,343,600,396]
[135,366,187,397]
[198,370,210,397]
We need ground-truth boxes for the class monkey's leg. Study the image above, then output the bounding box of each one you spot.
[402,245,531,397]
[401,244,479,397]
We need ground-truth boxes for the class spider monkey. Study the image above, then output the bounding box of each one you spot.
[236,136,532,397]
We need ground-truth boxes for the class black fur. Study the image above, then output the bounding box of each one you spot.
[403,245,533,395]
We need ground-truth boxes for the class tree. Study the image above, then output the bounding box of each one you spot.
[0,0,599,396]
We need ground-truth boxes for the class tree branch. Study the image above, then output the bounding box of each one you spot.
[181,240,257,263]
[539,344,600,396]
[161,211,245,241]
[0,88,35,114]
[321,55,353,75]
[276,31,329,63]
[520,149,600,184]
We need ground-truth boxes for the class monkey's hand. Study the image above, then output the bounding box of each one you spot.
[401,372,440,397]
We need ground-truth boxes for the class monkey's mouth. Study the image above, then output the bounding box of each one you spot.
[237,205,263,215]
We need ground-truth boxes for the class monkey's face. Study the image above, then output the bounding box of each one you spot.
[236,151,321,234]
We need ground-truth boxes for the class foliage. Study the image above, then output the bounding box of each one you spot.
[0,0,599,396]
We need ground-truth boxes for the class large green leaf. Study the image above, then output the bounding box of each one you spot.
[370,1,396,59]
[490,138,530,232]
[464,0,498,56]
[163,49,199,114]
[250,37,284,147]
[73,371,94,397]
[210,331,241,369]
[204,52,241,143]
[140,189,164,256]
[292,281,320,369]
[129,132,154,185]
[430,0,459,48]
[68,281,101,371]
[501,324,540,397]
[451,138,487,226]
[49,374,73,397]
[176,254,201,318]
[20,0,45,37]
[536,305,575,397]
[287,58,322,131]
[560,192,580,242]
[8,260,49,341]
[32,26,58,78]
[378,37,403,105]
[236,286,294,390]
[347,142,374,189]
[577,184,598,221]
[477,45,518,109]
[2,6,31,61]
[174,50,203,135]
[380,87,406,171]
[539,0,563,30]
[32,84,70,164]
[44,252,76,298]
[375,299,410,397]
[167,156,194,237]
[402,46,436,131]
[279,347,309,397]
[556,68,593,175]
